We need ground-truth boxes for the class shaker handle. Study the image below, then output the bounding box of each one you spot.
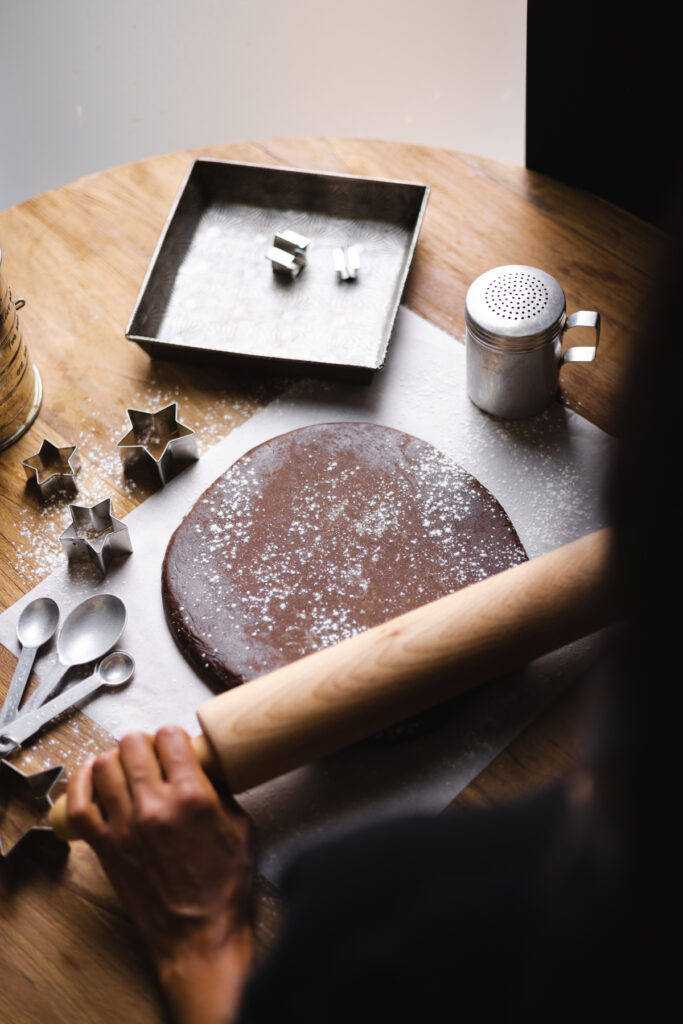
[560,310,600,364]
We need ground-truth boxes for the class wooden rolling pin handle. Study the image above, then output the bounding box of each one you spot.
[49,528,614,840]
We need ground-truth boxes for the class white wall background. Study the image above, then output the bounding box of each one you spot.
[0,0,527,211]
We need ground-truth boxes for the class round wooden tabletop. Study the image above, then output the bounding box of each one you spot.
[0,139,663,1023]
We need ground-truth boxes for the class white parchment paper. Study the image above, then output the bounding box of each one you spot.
[0,308,617,877]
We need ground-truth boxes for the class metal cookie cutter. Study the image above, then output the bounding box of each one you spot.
[266,230,310,278]
[117,402,198,485]
[333,245,361,281]
[22,439,80,499]
[60,498,133,575]
[0,758,65,858]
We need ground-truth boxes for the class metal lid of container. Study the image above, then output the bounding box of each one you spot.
[465,265,566,351]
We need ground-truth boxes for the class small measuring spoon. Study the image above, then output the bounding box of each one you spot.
[0,651,134,757]
[0,597,60,727]
[18,594,127,716]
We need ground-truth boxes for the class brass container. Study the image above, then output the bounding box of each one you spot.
[0,248,42,451]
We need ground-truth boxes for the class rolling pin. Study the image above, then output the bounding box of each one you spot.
[49,527,615,838]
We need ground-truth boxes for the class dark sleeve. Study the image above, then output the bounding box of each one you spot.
[237,788,596,1023]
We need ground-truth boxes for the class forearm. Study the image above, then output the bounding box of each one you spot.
[156,925,255,1024]
[65,729,256,1024]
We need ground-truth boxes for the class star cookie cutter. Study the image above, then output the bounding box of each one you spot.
[0,758,66,858]
[22,439,80,499]
[266,229,310,278]
[59,498,133,575]
[117,402,198,486]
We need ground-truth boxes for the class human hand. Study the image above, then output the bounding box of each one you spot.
[66,726,254,1024]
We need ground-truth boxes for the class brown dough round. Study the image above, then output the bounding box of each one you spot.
[162,422,527,697]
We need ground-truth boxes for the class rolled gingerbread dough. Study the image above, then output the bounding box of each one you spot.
[162,422,527,695]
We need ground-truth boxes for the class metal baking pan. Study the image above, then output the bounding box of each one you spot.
[126,159,429,381]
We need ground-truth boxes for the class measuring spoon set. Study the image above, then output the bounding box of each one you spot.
[0,594,133,758]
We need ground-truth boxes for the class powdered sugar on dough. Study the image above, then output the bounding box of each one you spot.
[162,422,527,691]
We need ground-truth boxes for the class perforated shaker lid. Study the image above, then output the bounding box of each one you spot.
[465,265,566,349]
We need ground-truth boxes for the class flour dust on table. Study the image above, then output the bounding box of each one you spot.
[162,422,528,701]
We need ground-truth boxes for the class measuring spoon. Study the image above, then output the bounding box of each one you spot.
[0,597,60,727]
[0,651,134,757]
[18,594,127,715]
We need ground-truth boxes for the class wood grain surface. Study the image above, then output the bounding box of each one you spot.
[0,138,662,1023]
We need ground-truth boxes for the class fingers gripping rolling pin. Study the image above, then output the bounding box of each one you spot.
[49,528,615,838]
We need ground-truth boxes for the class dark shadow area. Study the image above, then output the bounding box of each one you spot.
[527,2,682,227]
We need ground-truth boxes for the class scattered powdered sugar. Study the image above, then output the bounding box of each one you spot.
[7,375,281,590]
[9,432,142,589]
[0,307,614,836]
[113,378,279,455]
[165,423,527,684]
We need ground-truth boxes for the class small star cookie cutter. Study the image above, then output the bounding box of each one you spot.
[22,439,80,499]
[0,758,66,858]
[59,498,133,575]
[117,402,198,486]
[266,230,310,278]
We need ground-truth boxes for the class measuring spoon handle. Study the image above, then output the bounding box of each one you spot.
[20,662,69,714]
[0,673,104,749]
[0,645,36,727]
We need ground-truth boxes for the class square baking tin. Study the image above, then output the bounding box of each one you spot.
[126,160,429,380]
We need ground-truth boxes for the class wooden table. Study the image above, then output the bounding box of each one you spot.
[0,139,662,1023]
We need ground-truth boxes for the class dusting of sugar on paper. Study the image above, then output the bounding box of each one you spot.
[0,307,617,879]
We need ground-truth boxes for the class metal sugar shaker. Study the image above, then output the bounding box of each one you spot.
[464,265,600,418]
